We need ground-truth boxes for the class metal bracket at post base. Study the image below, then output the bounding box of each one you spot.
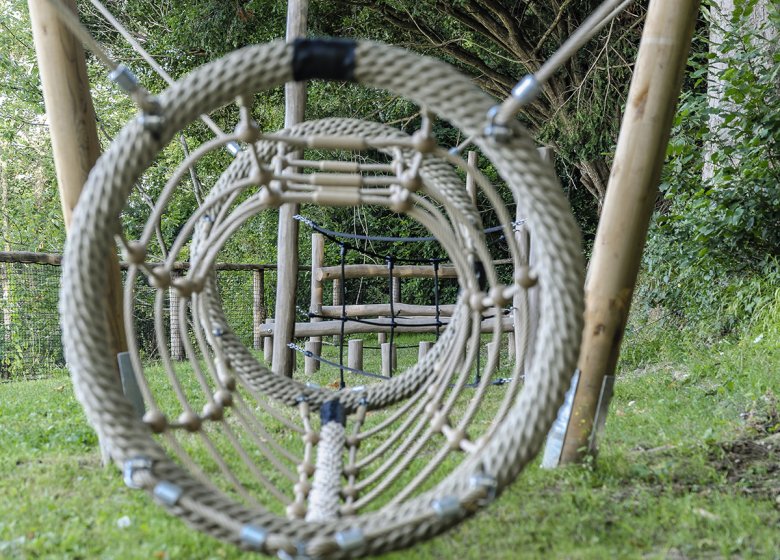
[118,351,145,418]
[541,369,579,468]
[541,370,615,467]
[589,374,615,456]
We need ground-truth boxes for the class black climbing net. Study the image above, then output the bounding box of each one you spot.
[292,215,516,388]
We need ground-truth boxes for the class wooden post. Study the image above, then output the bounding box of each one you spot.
[486,341,500,370]
[332,278,343,346]
[507,332,515,361]
[28,0,127,465]
[272,0,309,377]
[169,271,184,360]
[28,0,127,353]
[309,233,324,371]
[332,279,343,306]
[263,319,274,366]
[381,342,396,376]
[391,276,401,304]
[559,0,700,464]
[253,269,266,351]
[377,317,386,346]
[304,339,321,374]
[347,339,363,372]
[418,341,433,360]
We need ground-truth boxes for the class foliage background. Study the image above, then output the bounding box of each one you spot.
[0,0,778,378]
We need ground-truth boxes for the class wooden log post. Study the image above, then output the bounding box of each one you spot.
[486,340,500,370]
[263,319,274,366]
[253,269,266,351]
[391,276,401,304]
[28,0,127,356]
[308,233,324,371]
[347,339,363,372]
[169,271,184,361]
[377,316,386,345]
[381,342,396,377]
[418,340,433,360]
[332,278,343,346]
[331,278,343,306]
[507,332,515,361]
[28,0,127,463]
[272,0,308,378]
[304,339,322,374]
[559,0,700,464]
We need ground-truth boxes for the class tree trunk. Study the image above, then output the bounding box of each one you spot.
[577,159,610,210]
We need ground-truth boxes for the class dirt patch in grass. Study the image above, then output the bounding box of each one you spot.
[710,436,780,500]
[709,394,780,502]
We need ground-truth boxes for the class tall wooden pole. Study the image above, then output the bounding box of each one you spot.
[272,0,308,377]
[28,0,127,464]
[559,0,700,464]
[28,0,127,357]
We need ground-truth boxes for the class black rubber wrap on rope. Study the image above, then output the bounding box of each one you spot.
[320,400,346,426]
[473,260,488,291]
[293,38,357,82]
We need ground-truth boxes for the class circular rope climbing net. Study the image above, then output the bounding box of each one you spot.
[60,39,584,557]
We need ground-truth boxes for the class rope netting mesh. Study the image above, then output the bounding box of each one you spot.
[292,215,516,387]
[60,40,584,557]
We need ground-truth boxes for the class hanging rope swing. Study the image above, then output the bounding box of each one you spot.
[60,37,584,558]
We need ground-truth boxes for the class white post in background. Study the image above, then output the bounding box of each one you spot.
[703,0,775,180]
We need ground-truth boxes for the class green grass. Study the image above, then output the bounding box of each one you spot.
[1,305,779,559]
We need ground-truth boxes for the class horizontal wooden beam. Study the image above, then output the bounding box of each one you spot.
[0,251,63,266]
[316,258,513,281]
[261,315,513,337]
[0,251,279,271]
[317,264,457,281]
[318,303,457,318]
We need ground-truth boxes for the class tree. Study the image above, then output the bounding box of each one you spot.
[316,0,647,215]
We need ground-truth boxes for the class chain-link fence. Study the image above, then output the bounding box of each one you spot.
[0,256,276,380]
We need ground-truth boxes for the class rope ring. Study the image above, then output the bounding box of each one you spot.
[61,39,584,557]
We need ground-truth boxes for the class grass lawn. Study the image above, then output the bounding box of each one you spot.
[1,317,779,559]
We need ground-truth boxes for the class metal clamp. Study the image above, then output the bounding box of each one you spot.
[483,105,513,141]
[109,64,140,94]
[153,481,184,506]
[431,495,463,520]
[240,524,268,551]
[335,528,365,552]
[510,74,541,106]
[469,472,498,505]
[225,141,242,157]
[123,456,153,489]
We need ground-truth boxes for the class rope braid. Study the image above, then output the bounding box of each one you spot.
[60,40,584,557]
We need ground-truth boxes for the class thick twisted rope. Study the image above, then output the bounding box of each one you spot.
[61,39,583,557]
